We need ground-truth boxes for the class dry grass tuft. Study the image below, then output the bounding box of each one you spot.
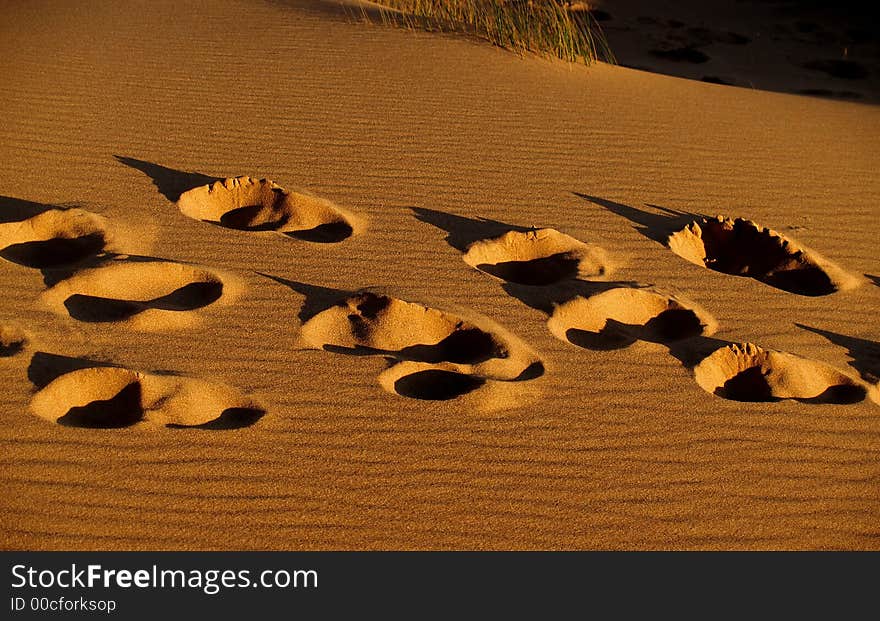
[361,0,615,64]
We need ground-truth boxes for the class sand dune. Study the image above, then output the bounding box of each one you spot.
[0,0,878,550]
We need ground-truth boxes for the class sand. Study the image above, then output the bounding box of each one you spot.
[0,0,878,550]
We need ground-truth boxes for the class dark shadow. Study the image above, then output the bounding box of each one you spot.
[393,370,486,401]
[0,195,58,224]
[39,253,156,288]
[714,366,777,402]
[57,381,144,428]
[574,194,703,245]
[802,59,869,80]
[150,281,224,311]
[800,383,868,404]
[256,273,352,322]
[476,252,581,286]
[64,295,144,323]
[114,155,221,202]
[167,406,266,430]
[711,367,867,404]
[796,323,880,383]
[0,339,26,357]
[651,47,710,63]
[683,218,836,296]
[562,311,706,352]
[666,335,734,369]
[397,328,507,364]
[513,361,545,381]
[502,279,642,314]
[323,326,507,366]
[411,207,532,252]
[27,352,120,389]
[62,281,223,323]
[866,274,880,287]
[286,221,354,244]
[1,233,107,269]
[219,204,289,231]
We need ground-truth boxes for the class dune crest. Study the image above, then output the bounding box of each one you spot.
[29,365,264,429]
[548,287,717,350]
[667,216,859,296]
[177,176,359,243]
[693,343,873,404]
[40,258,238,331]
[0,208,112,269]
[462,228,610,285]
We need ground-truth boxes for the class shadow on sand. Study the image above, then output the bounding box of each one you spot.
[114,156,221,202]
[574,193,705,244]
[796,323,880,383]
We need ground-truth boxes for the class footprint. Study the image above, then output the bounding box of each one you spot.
[462,228,610,286]
[177,177,359,243]
[802,59,869,80]
[547,287,717,350]
[667,216,859,296]
[799,88,863,100]
[0,208,111,269]
[299,291,543,382]
[378,361,541,410]
[650,47,710,63]
[693,343,873,404]
[701,76,735,85]
[1,324,28,357]
[29,364,264,428]
[40,258,238,330]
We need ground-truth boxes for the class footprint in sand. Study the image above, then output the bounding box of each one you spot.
[0,324,28,357]
[693,343,874,404]
[40,257,239,330]
[802,59,869,80]
[547,287,717,351]
[462,228,610,286]
[667,216,859,296]
[377,360,541,410]
[177,177,359,243]
[412,208,610,286]
[300,291,543,382]
[297,290,543,401]
[28,363,264,429]
[0,208,112,269]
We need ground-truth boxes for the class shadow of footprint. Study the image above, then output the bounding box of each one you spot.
[0,204,112,269]
[796,324,880,384]
[177,177,358,243]
[0,324,28,358]
[28,360,264,428]
[693,343,872,404]
[114,156,221,202]
[548,287,717,351]
[41,258,234,330]
[668,216,859,296]
[377,360,541,409]
[391,368,487,401]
